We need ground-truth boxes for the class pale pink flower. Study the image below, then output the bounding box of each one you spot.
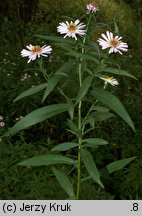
[57,20,86,40]
[21,45,52,63]
[98,31,128,54]
[87,3,99,13]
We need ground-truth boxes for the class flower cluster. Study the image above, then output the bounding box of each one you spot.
[20,3,128,88]
[87,3,99,13]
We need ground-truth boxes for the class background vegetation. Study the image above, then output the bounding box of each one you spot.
[0,0,142,199]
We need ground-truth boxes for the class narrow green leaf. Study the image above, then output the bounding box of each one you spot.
[83,138,108,148]
[53,168,75,198]
[67,119,78,132]
[14,83,48,102]
[92,88,135,131]
[66,129,79,138]
[55,60,74,76]
[42,60,74,102]
[81,148,104,188]
[83,116,95,129]
[106,156,136,174]
[84,68,94,76]
[54,43,74,53]
[66,120,79,138]
[18,155,76,166]
[66,51,99,64]
[88,41,100,58]
[75,76,93,105]
[3,104,67,137]
[92,111,115,121]
[92,106,109,112]
[67,100,74,121]
[103,67,136,79]
[87,116,95,129]
[51,142,78,152]
[42,75,61,102]
[36,35,73,44]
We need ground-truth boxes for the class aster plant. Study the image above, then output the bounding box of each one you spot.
[3,2,136,199]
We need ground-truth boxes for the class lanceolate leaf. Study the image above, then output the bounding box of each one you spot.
[88,41,100,58]
[42,75,61,102]
[18,155,76,166]
[83,138,108,148]
[92,106,110,112]
[81,148,104,188]
[36,35,73,44]
[75,76,93,105]
[14,83,48,102]
[103,67,136,79]
[3,104,68,137]
[81,156,137,181]
[67,119,78,133]
[66,51,99,64]
[42,60,74,102]
[106,156,136,174]
[53,168,75,198]
[92,88,135,131]
[55,60,74,76]
[54,43,74,53]
[51,142,79,152]
[67,100,74,121]
[92,111,115,121]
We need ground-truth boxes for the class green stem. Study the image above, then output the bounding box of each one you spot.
[82,103,95,134]
[76,14,92,199]
[76,145,81,200]
[76,61,82,200]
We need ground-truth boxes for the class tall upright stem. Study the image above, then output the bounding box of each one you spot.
[76,15,92,200]
[76,62,82,200]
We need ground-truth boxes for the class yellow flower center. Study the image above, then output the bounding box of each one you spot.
[67,24,77,33]
[104,75,113,81]
[109,39,120,48]
[31,45,42,54]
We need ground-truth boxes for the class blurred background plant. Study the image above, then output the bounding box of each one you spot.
[0,0,142,199]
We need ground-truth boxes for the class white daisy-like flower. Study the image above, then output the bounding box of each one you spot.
[21,44,52,63]
[99,75,119,86]
[57,19,86,40]
[98,31,128,54]
[87,3,99,13]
